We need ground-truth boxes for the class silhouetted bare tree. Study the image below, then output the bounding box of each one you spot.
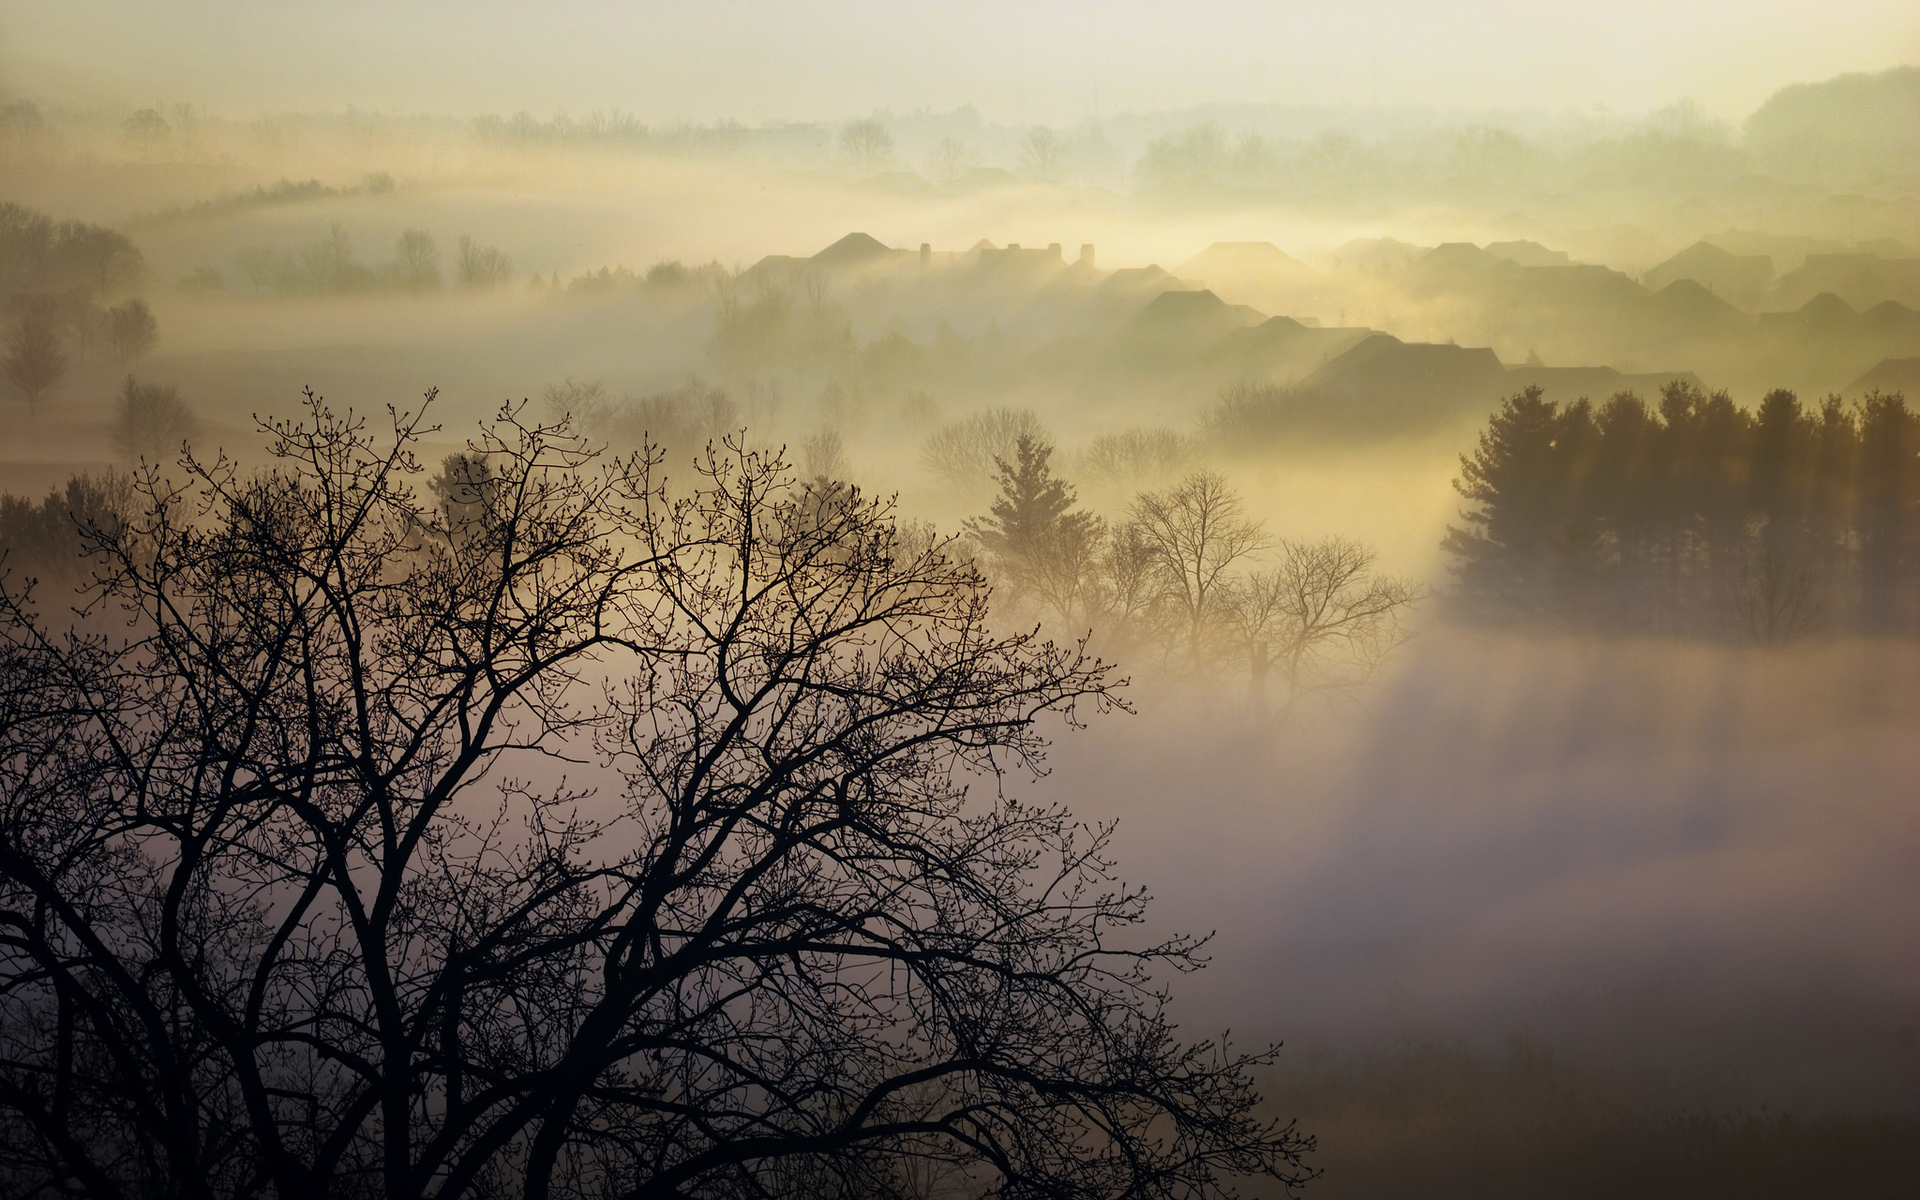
[456,236,513,288]
[928,137,977,185]
[1,301,67,417]
[393,230,442,290]
[1018,127,1065,182]
[921,408,1050,493]
[1127,471,1269,661]
[0,394,1312,1200]
[1232,538,1420,719]
[110,375,198,463]
[1733,550,1823,646]
[839,119,894,173]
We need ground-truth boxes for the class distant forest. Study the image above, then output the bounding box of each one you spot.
[1447,383,1920,640]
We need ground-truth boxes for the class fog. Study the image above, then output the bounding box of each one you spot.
[2,5,1918,1193]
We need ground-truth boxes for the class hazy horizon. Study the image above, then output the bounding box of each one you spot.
[5,0,1918,125]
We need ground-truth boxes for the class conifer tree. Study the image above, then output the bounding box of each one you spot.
[967,435,1104,622]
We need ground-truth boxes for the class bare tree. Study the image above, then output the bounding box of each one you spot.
[110,375,199,464]
[104,298,159,364]
[541,376,611,426]
[928,137,977,185]
[456,235,514,288]
[921,408,1050,493]
[1233,537,1420,719]
[1,302,67,417]
[121,107,170,154]
[1080,428,1193,490]
[1019,126,1066,181]
[1734,550,1823,647]
[798,427,849,481]
[393,230,442,290]
[1127,471,1269,661]
[839,118,895,173]
[233,246,287,293]
[0,394,1311,1200]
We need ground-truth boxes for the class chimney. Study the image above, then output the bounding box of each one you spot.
[1047,242,1061,257]
[1079,244,1095,268]
[919,242,931,266]
[1007,243,1021,251]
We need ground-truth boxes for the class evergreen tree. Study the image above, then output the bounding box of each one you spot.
[967,435,1104,622]
[1447,384,1920,637]
[1444,387,1579,618]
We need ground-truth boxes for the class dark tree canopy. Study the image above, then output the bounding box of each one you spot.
[1445,381,1920,638]
[0,394,1312,1200]
[0,202,143,300]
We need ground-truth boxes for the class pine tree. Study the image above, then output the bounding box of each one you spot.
[967,435,1103,622]
[1443,386,1571,618]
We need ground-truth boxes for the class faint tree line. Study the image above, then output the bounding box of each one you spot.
[229,227,512,295]
[472,109,754,158]
[1446,382,1920,641]
[712,269,855,374]
[0,394,1312,1199]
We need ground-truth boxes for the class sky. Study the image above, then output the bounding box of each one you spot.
[2,0,1918,125]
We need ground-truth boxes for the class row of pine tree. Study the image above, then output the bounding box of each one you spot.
[1446,381,1920,638]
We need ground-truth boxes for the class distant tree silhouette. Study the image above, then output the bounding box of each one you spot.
[920,407,1050,493]
[838,118,894,173]
[1019,126,1065,181]
[1080,428,1194,489]
[104,298,158,364]
[110,375,198,463]
[797,427,848,481]
[0,394,1312,1199]
[0,472,129,598]
[1,301,67,417]
[178,265,224,296]
[1734,550,1823,646]
[456,235,513,288]
[121,107,170,154]
[928,136,977,185]
[393,230,442,290]
[56,223,144,296]
[1,203,142,299]
[232,246,287,293]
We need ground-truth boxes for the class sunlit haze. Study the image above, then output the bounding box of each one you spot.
[1,4,1917,1198]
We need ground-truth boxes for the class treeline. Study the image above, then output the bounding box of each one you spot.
[132,174,394,229]
[472,110,758,157]
[228,226,512,294]
[1134,117,1750,196]
[1203,379,1471,447]
[2,202,157,413]
[1446,382,1920,640]
[0,201,142,297]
